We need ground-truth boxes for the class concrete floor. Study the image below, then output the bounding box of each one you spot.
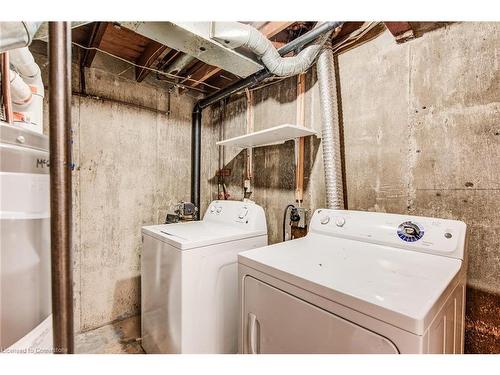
[75,315,143,354]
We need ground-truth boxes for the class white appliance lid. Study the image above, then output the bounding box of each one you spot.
[238,233,463,335]
[142,221,266,250]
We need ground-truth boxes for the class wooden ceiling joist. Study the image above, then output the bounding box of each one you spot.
[384,22,415,43]
[81,22,109,68]
[135,41,169,82]
[258,21,296,39]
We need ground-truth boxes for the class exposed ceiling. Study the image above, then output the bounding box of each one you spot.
[69,21,448,96]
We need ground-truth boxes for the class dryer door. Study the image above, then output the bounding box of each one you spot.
[242,276,399,354]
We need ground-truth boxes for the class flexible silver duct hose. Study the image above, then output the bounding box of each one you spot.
[213,22,323,77]
[246,28,322,76]
[316,44,344,209]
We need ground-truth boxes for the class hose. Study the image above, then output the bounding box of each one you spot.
[283,204,295,242]
[317,41,344,209]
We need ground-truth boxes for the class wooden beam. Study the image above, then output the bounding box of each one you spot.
[135,41,168,82]
[384,22,415,43]
[258,21,295,39]
[185,21,295,89]
[81,22,109,68]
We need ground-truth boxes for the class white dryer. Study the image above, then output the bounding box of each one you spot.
[238,209,467,354]
[141,200,267,354]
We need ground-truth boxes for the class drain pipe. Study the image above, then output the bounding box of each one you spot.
[316,42,344,209]
[48,21,74,354]
[190,22,343,216]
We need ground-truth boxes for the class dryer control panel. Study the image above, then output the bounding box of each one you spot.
[309,209,466,260]
[204,200,267,233]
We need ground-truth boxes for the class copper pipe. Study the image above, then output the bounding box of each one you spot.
[1,52,14,124]
[295,73,306,203]
[48,21,74,354]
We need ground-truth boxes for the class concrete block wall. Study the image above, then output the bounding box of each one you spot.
[210,22,499,353]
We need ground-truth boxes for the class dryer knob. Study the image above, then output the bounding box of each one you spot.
[216,206,222,214]
[320,216,330,225]
[335,217,346,227]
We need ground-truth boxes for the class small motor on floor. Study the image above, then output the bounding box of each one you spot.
[165,201,198,223]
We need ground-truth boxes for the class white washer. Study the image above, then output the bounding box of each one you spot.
[238,209,467,354]
[141,200,267,354]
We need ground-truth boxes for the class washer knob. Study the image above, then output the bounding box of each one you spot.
[216,206,222,214]
[238,207,248,219]
[210,205,215,213]
[16,136,25,144]
[335,217,346,227]
[320,216,330,225]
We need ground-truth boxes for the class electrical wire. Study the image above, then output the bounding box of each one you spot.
[72,42,221,92]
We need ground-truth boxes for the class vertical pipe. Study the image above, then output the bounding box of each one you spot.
[1,52,14,124]
[191,105,202,218]
[316,44,344,209]
[245,89,253,186]
[49,21,74,354]
[295,73,306,203]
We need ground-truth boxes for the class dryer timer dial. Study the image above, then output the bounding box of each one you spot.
[397,221,424,242]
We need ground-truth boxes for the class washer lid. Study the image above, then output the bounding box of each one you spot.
[238,233,463,335]
[142,221,266,250]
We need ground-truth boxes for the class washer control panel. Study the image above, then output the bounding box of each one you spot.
[310,209,466,260]
[204,200,267,232]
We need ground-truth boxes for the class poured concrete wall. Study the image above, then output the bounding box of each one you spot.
[35,50,217,333]
[211,22,499,353]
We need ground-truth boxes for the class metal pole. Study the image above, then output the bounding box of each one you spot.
[48,21,74,354]
[1,52,14,124]
[191,105,202,218]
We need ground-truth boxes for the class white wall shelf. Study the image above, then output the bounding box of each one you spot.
[216,124,318,149]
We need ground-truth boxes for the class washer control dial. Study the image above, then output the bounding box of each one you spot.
[238,207,248,219]
[397,221,424,242]
[216,206,222,214]
[320,216,330,225]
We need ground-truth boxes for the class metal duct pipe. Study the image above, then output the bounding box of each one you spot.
[48,21,74,354]
[0,22,43,53]
[190,22,343,216]
[9,69,32,105]
[316,44,344,209]
[9,47,45,133]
